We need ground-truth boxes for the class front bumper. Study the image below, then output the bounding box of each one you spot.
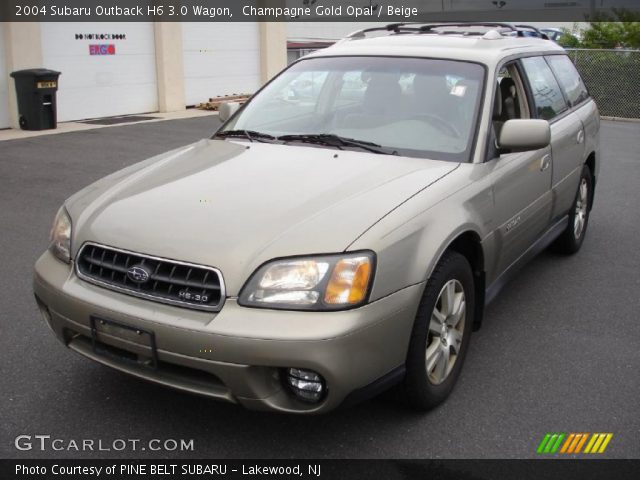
[34,250,422,414]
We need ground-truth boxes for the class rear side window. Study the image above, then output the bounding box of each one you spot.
[521,56,569,121]
[545,55,589,107]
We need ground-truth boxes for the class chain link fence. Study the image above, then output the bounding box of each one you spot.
[566,48,640,120]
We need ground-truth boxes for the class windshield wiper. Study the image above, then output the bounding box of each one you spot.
[215,130,277,143]
[277,134,398,155]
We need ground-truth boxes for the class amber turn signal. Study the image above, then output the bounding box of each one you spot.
[324,256,372,305]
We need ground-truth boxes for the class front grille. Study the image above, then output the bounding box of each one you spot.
[75,243,225,311]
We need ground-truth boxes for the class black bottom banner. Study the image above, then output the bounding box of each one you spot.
[2,459,640,480]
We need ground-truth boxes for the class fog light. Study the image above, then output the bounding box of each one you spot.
[286,368,325,403]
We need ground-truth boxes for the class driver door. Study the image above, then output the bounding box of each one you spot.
[489,63,554,277]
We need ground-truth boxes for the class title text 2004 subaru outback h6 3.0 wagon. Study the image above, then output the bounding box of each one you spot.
[34,23,599,414]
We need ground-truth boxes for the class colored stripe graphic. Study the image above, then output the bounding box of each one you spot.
[591,434,606,453]
[598,434,613,453]
[551,434,565,453]
[560,433,575,453]
[584,433,599,453]
[537,433,612,454]
[585,433,614,454]
[537,433,565,454]
[574,433,589,453]
[544,434,558,453]
[566,433,585,454]
[537,434,552,454]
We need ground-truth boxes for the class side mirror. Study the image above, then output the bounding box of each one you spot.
[498,119,551,153]
[218,101,240,123]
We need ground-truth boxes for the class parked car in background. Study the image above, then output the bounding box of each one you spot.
[502,24,550,39]
[540,28,565,42]
[35,23,599,414]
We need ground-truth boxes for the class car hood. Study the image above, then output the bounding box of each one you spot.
[68,139,457,295]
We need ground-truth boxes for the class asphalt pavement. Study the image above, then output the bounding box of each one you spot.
[1,118,638,459]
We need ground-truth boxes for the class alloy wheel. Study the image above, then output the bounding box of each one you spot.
[426,279,466,385]
[574,178,589,239]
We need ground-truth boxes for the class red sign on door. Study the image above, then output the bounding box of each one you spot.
[89,44,116,55]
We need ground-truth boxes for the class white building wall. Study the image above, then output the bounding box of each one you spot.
[182,23,261,106]
[41,22,158,121]
[0,23,10,129]
[287,22,385,42]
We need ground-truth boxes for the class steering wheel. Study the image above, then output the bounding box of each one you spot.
[410,114,461,139]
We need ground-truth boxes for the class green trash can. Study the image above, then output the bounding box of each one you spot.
[10,69,61,130]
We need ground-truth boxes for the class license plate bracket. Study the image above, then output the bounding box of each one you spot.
[90,315,158,369]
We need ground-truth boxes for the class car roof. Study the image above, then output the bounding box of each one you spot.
[308,30,565,67]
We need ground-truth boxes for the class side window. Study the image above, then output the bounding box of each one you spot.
[545,55,589,107]
[495,65,527,121]
[488,63,530,159]
[521,56,569,121]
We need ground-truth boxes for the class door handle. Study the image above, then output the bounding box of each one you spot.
[577,130,585,144]
[540,154,551,172]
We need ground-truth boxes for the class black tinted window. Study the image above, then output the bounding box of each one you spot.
[521,56,569,120]
[546,55,589,107]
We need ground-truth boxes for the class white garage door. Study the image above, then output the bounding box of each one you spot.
[0,23,10,129]
[41,22,158,122]
[183,23,261,106]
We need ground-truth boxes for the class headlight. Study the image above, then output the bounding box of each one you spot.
[49,207,72,263]
[238,252,375,311]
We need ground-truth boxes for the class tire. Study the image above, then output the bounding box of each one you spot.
[551,165,592,255]
[401,250,475,410]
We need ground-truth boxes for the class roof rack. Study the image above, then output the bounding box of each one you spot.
[343,22,550,41]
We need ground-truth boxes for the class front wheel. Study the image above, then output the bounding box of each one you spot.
[551,165,592,255]
[401,251,475,410]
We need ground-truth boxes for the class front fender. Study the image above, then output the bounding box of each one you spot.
[348,163,495,303]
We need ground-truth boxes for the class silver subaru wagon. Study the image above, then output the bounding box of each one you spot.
[34,23,599,414]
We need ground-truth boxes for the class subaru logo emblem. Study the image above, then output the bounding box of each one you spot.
[127,265,150,284]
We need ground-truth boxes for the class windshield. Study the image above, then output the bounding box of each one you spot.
[220,56,485,162]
